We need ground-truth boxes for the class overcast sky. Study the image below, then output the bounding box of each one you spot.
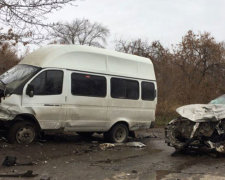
[47,0,225,49]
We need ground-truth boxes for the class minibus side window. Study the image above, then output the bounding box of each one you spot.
[141,81,155,101]
[71,73,106,97]
[111,78,139,100]
[29,70,63,95]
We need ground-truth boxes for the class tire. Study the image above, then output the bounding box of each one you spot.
[77,132,93,137]
[8,121,37,144]
[107,123,129,143]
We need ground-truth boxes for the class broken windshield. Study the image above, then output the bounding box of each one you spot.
[0,64,40,95]
[0,64,39,85]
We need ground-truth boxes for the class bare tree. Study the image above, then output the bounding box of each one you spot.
[50,19,110,48]
[0,0,76,28]
[0,42,20,74]
[115,38,151,56]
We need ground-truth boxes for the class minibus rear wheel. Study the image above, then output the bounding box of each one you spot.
[8,121,37,144]
[106,123,128,143]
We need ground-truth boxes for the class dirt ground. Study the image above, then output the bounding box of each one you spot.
[1,128,225,180]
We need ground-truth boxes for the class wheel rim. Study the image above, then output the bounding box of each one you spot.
[114,127,127,143]
[16,126,35,144]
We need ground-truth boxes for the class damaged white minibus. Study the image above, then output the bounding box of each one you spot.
[0,45,157,144]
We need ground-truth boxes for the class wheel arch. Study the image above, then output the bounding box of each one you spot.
[109,121,130,131]
[12,113,41,133]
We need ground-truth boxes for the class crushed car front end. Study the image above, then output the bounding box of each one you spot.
[165,95,225,153]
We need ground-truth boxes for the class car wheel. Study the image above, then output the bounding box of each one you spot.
[8,121,37,144]
[108,123,128,143]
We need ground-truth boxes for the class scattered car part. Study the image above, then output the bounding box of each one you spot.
[2,156,34,167]
[2,156,17,167]
[99,141,146,150]
[0,170,37,178]
[99,143,115,150]
[126,142,146,148]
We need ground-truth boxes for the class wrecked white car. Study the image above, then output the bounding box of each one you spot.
[0,45,157,144]
[165,94,225,153]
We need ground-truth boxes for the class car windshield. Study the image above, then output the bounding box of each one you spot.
[209,94,225,105]
[0,64,39,85]
[0,64,40,94]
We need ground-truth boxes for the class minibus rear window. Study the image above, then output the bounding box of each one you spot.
[71,73,106,97]
[111,78,139,100]
[141,82,155,101]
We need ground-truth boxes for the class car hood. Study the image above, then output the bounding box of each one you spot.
[176,104,225,122]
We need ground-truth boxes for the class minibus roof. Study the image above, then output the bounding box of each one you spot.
[20,45,155,81]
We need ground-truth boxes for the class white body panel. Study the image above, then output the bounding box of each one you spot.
[21,69,67,129]
[0,45,157,132]
[21,45,156,81]
[177,104,225,122]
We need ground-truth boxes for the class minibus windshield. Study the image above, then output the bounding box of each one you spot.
[0,65,39,94]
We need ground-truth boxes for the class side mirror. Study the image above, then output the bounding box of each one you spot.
[26,84,34,97]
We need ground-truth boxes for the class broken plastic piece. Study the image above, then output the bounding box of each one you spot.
[2,156,17,167]
[0,170,38,178]
[126,142,146,148]
[2,156,34,167]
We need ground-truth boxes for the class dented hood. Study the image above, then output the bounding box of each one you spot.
[176,104,225,122]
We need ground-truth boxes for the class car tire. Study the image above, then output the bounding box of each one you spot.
[107,123,129,143]
[8,121,37,144]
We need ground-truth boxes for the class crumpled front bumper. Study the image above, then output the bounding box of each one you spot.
[0,106,16,133]
[0,105,17,121]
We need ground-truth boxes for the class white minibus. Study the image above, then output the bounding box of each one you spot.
[0,45,157,144]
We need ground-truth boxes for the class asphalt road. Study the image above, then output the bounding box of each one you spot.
[0,128,225,180]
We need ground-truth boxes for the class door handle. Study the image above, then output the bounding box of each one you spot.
[44,104,61,106]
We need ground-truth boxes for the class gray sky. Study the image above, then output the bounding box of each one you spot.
[47,0,225,49]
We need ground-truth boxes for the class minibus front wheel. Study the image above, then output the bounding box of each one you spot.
[8,121,37,144]
[105,123,128,143]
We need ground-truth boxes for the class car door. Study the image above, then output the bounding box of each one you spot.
[22,69,66,130]
[64,71,108,132]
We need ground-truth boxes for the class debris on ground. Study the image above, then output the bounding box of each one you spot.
[2,156,17,167]
[126,142,146,148]
[2,156,34,167]
[99,142,146,150]
[0,170,38,178]
[40,174,51,180]
[99,143,115,150]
